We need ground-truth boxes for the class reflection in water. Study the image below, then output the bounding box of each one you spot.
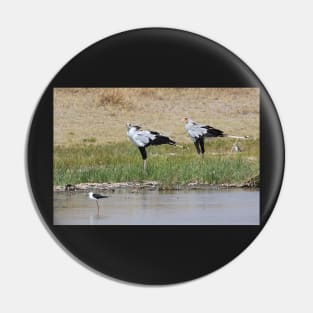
[54,189,259,225]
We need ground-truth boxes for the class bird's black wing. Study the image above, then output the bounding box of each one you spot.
[150,134,176,146]
[93,193,109,199]
[202,125,224,137]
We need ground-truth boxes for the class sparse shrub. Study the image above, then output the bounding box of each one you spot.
[97,89,128,108]
[82,137,96,143]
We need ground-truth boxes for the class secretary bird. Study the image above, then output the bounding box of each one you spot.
[183,117,248,157]
[126,123,176,170]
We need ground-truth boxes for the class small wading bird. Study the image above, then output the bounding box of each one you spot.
[183,117,248,157]
[65,184,76,191]
[127,123,176,170]
[65,184,76,197]
[88,192,109,215]
[65,184,76,195]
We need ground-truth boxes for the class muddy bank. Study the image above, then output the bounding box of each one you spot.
[54,176,259,192]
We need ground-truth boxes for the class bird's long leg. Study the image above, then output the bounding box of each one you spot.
[194,140,201,157]
[138,147,147,172]
[96,200,100,216]
[199,138,205,161]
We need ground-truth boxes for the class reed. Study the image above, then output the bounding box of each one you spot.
[54,139,259,188]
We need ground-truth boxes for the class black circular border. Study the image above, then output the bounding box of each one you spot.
[27,28,284,284]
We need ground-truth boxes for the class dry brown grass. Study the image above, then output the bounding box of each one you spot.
[54,88,259,146]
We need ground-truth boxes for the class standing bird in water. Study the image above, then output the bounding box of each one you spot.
[183,117,247,157]
[127,123,176,170]
[88,192,109,216]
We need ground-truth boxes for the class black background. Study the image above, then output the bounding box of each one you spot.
[27,28,284,284]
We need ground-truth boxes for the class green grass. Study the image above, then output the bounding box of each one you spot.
[54,139,259,188]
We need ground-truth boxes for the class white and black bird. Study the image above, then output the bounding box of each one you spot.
[126,123,176,170]
[183,117,247,157]
[88,192,109,215]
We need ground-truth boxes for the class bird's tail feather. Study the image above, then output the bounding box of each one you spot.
[225,135,249,139]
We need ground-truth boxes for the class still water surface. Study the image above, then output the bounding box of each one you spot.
[54,189,259,225]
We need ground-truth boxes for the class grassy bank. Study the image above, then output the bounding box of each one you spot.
[54,139,259,188]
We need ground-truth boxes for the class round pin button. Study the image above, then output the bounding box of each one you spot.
[27,28,284,284]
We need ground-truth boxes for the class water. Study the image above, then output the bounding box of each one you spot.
[54,189,259,225]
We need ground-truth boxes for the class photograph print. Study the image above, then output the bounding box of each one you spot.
[53,88,260,225]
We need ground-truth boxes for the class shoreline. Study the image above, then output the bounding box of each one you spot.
[54,176,259,192]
